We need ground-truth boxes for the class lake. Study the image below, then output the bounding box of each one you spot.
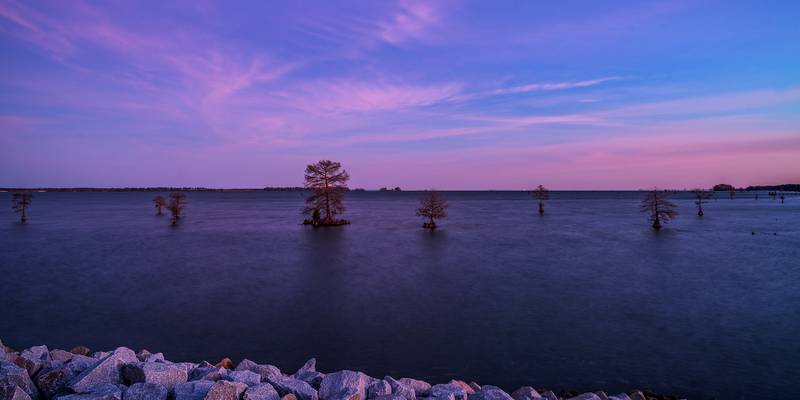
[1,191,798,399]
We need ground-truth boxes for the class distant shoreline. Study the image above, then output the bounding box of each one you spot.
[0,185,798,193]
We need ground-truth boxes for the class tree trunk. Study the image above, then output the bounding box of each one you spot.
[324,175,331,222]
[21,206,27,223]
[538,201,544,215]
[652,215,661,230]
[698,203,703,217]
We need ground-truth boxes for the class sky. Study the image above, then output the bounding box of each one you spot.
[1,0,799,190]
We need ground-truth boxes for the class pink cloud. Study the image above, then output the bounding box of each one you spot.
[379,0,440,45]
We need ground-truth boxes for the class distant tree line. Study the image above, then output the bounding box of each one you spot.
[8,168,795,231]
[0,187,306,192]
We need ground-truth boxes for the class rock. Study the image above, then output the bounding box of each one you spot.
[133,351,164,364]
[374,396,407,400]
[566,394,601,400]
[448,382,473,396]
[68,347,137,393]
[236,361,282,383]
[123,382,167,400]
[144,354,164,363]
[468,386,513,400]
[510,387,541,400]
[0,385,33,400]
[68,348,91,358]
[282,395,297,400]
[55,383,123,400]
[0,361,39,400]
[188,367,227,382]
[120,362,188,391]
[14,346,50,377]
[174,381,215,400]
[12,356,42,380]
[34,365,73,400]
[539,392,557,400]
[398,379,430,397]
[214,359,233,370]
[607,395,631,400]
[64,357,98,376]
[594,392,607,400]
[243,383,280,400]
[628,392,645,400]
[264,375,318,400]
[48,352,73,364]
[366,380,391,398]
[319,370,369,400]
[90,353,109,361]
[384,377,414,400]
[228,370,261,386]
[292,359,324,389]
[205,380,247,400]
[467,384,480,394]
[429,384,467,400]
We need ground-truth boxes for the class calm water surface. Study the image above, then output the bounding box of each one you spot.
[1,191,799,399]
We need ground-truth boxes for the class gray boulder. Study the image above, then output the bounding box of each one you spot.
[510,387,541,400]
[264,375,318,400]
[120,362,187,391]
[55,383,123,400]
[467,384,480,394]
[566,394,601,400]
[384,377,414,400]
[628,392,645,400]
[429,384,466,400]
[174,381,215,400]
[188,367,226,382]
[291,360,324,389]
[122,383,167,400]
[228,370,261,386]
[366,380,391,399]
[236,361,282,382]
[319,370,369,400]
[1,385,32,400]
[15,347,50,378]
[68,347,137,393]
[64,357,98,377]
[608,394,631,400]
[374,396,407,400]
[468,386,513,400]
[243,383,280,400]
[48,352,73,364]
[34,364,73,400]
[447,382,473,396]
[205,380,247,400]
[1,361,39,400]
[68,349,90,358]
[397,379,429,398]
[135,351,164,364]
[539,391,557,400]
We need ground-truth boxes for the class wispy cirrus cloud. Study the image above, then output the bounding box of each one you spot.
[489,77,622,96]
[378,0,440,46]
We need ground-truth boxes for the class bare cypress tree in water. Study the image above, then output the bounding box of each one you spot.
[153,195,167,216]
[531,185,549,215]
[167,192,186,225]
[11,193,33,223]
[692,189,712,216]
[303,160,350,226]
[416,191,448,230]
[641,190,677,230]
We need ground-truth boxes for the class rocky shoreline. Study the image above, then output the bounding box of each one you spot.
[0,341,684,400]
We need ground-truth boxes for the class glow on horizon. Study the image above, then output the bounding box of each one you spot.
[0,1,798,190]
